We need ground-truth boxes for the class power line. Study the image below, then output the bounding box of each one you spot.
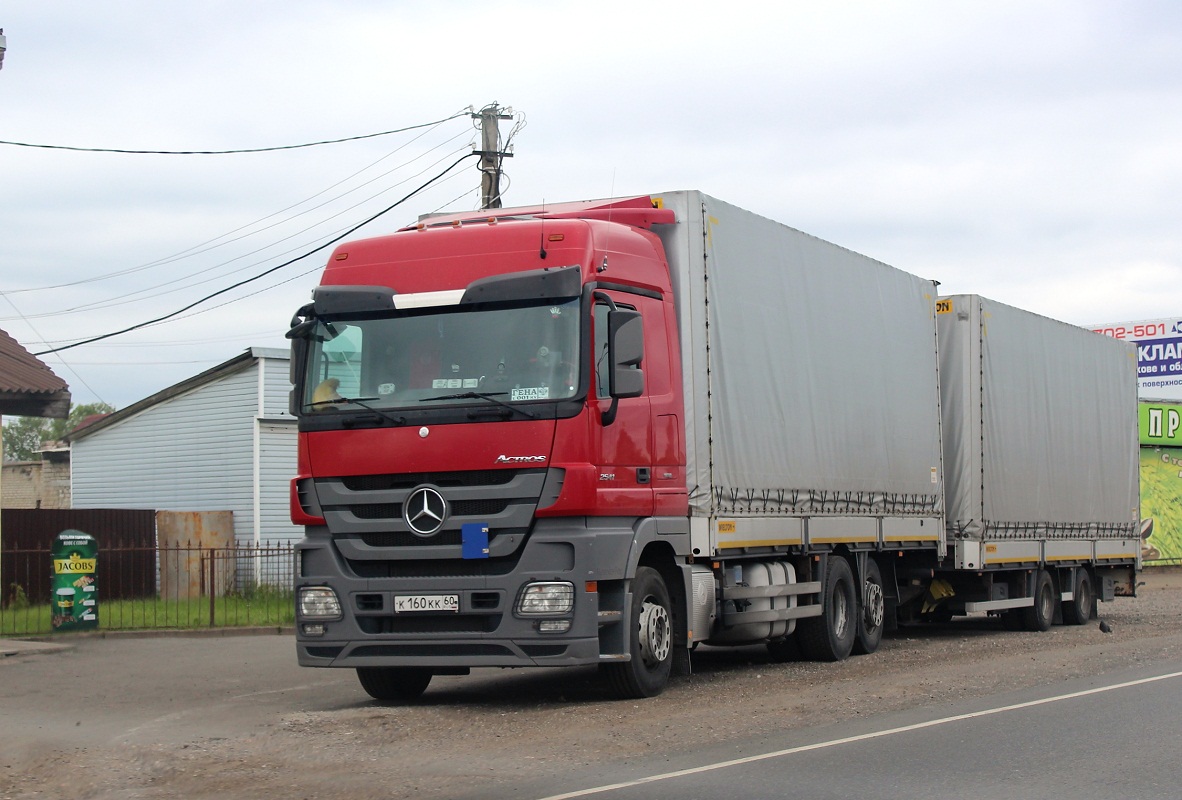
[2,118,473,296]
[3,141,475,321]
[0,292,108,404]
[0,110,472,155]
[34,152,479,356]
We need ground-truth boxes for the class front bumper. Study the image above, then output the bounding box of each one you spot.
[294,517,636,669]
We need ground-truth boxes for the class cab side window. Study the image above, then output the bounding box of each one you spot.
[593,299,639,398]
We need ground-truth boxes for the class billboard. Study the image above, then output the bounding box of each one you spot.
[1091,317,1182,400]
[1139,400,1182,564]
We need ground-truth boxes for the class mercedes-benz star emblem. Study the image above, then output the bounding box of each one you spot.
[404,486,447,536]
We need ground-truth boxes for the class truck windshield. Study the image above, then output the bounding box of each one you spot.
[300,297,581,413]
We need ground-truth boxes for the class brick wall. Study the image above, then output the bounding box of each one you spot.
[1,462,41,508]
[1,449,71,509]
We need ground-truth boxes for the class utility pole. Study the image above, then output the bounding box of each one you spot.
[472,103,514,209]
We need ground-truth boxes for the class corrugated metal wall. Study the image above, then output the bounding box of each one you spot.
[259,421,297,542]
[71,352,301,546]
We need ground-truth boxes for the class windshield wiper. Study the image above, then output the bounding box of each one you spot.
[420,390,537,419]
[307,396,407,426]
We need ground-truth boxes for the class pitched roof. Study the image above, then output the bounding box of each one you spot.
[66,346,286,441]
[0,329,71,418]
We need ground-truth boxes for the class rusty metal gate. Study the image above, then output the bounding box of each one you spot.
[1,508,156,607]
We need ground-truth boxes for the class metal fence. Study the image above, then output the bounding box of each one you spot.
[1,538,295,637]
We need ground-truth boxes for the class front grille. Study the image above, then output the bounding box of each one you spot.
[358,531,462,547]
[322,468,546,559]
[342,470,517,491]
[350,499,510,521]
[520,645,568,657]
[347,554,522,578]
[350,644,512,658]
[357,615,501,634]
[454,499,510,516]
[353,503,401,519]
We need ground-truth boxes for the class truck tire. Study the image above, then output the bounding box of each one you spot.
[604,566,674,699]
[799,556,856,662]
[853,557,885,655]
[1062,569,1095,626]
[356,667,432,703]
[1023,569,1055,632]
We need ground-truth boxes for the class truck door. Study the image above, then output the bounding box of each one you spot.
[593,292,654,515]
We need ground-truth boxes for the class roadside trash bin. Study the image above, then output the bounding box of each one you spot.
[51,530,98,632]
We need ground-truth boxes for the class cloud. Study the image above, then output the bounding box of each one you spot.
[1,0,1181,407]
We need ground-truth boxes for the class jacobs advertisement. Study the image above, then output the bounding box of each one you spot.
[1139,401,1182,563]
[51,530,98,631]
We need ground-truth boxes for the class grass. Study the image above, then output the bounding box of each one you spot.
[0,590,295,637]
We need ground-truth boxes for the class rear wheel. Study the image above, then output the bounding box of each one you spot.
[356,667,433,703]
[1023,569,1055,632]
[799,556,856,662]
[1063,569,1095,626]
[604,567,674,699]
[853,558,885,655]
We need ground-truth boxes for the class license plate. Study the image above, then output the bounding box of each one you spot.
[394,594,459,613]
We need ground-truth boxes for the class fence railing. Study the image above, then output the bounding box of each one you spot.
[1,539,295,637]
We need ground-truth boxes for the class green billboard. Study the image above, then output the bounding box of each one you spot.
[1141,401,1182,446]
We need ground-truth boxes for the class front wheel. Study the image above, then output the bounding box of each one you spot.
[603,566,674,699]
[356,666,433,703]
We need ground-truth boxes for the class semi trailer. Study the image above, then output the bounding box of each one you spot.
[288,190,1139,701]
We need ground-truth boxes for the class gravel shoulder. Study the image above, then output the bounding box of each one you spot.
[4,569,1181,800]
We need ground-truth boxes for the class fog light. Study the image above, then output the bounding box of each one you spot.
[517,581,574,614]
[302,623,326,636]
[537,619,572,633]
[298,586,342,619]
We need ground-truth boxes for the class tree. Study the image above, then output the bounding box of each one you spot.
[2,402,115,462]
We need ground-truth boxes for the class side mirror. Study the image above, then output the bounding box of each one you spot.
[605,309,644,427]
[608,309,644,399]
[289,336,309,417]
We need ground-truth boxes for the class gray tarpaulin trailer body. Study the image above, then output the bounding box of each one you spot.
[651,190,946,555]
[934,294,1139,614]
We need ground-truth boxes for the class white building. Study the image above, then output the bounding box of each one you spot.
[68,347,299,545]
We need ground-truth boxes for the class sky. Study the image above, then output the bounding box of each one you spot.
[1,1,1181,412]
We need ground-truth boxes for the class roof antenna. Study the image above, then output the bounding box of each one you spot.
[599,171,616,273]
[539,198,547,259]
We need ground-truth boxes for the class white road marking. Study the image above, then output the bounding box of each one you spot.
[535,669,1182,800]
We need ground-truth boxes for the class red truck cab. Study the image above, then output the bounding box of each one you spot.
[289,197,689,699]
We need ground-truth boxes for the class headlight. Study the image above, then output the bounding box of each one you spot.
[516,582,574,615]
[298,586,342,619]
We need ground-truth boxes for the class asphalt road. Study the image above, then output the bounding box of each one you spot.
[523,660,1182,800]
